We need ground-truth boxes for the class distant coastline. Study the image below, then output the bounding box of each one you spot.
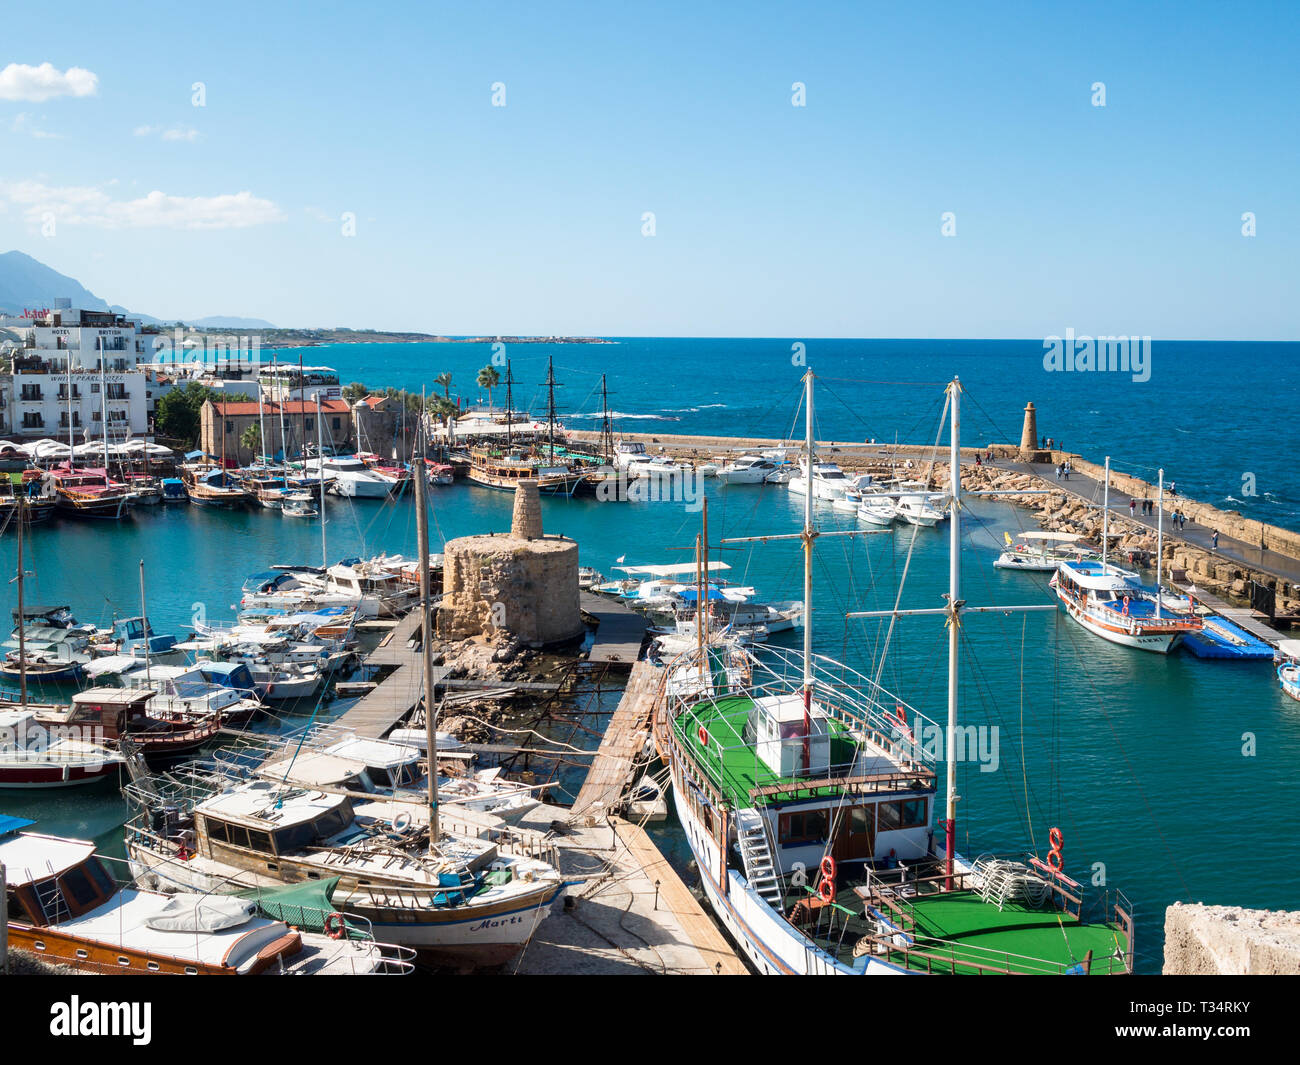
[239,327,613,348]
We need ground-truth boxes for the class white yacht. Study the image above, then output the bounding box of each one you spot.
[716,455,780,484]
[787,460,851,501]
[895,492,947,527]
[304,456,402,499]
[856,492,898,526]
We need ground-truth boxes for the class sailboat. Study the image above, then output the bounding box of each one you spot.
[1051,459,1201,653]
[653,371,1134,975]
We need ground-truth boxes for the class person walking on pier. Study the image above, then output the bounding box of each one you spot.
[1212,530,1219,551]
[1130,499,1137,517]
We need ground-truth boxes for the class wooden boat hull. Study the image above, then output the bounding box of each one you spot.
[0,760,119,788]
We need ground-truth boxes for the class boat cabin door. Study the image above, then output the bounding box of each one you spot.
[832,804,876,863]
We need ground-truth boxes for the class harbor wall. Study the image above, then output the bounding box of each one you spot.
[1163,903,1300,975]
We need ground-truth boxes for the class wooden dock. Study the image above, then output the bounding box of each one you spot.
[335,611,445,738]
[571,659,661,819]
[580,592,647,668]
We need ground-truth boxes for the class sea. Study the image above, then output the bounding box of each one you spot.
[3,337,1298,975]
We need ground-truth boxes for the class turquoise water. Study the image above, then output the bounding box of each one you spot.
[266,338,1300,529]
[3,474,1296,973]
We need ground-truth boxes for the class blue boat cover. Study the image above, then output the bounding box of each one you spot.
[0,815,36,839]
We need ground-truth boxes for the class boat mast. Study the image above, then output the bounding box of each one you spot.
[1102,456,1110,570]
[413,416,440,851]
[1157,468,1164,616]
[943,377,962,888]
[316,391,327,570]
[14,490,27,709]
[257,366,267,466]
[274,357,288,466]
[600,373,612,465]
[699,497,709,658]
[801,369,816,771]
[99,336,110,480]
[139,560,151,688]
[297,352,306,464]
[546,355,557,463]
[66,349,74,469]
[505,360,514,448]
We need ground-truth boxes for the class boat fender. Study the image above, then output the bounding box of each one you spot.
[324,912,346,940]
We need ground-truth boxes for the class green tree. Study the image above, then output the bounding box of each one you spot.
[476,365,500,410]
[155,382,248,447]
[342,381,369,402]
[240,423,262,460]
[434,372,452,399]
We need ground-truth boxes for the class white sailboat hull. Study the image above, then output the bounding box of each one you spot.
[1056,589,1181,653]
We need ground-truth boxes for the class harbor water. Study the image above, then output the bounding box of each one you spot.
[3,471,1296,973]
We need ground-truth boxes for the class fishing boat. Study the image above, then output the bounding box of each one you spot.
[654,372,1134,975]
[0,476,57,525]
[1276,640,1300,702]
[124,776,566,965]
[47,465,133,519]
[244,473,291,509]
[160,477,188,503]
[1,824,412,974]
[126,474,164,505]
[1052,460,1201,654]
[282,490,319,518]
[715,455,781,484]
[33,687,222,762]
[0,707,124,788]
[994,530,1099,572]
[427,462,454,486]
[184,465,253,508]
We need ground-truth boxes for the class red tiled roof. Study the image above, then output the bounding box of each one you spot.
[211,399,351,416]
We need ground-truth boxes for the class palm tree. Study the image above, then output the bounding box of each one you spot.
[434,372,452,399]
[240,423,262,462]
[476,365,500,410]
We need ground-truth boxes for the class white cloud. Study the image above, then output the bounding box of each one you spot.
[134,124,200,142]
[10,113,62,139]
[0,181,285,230]
[0,62,98,102]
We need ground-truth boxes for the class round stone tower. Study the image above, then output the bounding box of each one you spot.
[438,480,584,648]
[1019,401,1039,459]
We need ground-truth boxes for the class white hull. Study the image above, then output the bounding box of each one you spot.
[668,763,901,976]
[1057,591,1181,653]
[857,501,896,526]
[787,477,846,501]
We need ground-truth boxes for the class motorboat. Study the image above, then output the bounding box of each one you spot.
[304,456,406,499]
[715,455,780,484]
[0,706,124,788]
[787,460,850,501]
[895,492,947,527]
[994,530,1100,572]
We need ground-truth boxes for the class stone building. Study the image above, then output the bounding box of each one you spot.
[200,397,353,464]
[438,480,583,648]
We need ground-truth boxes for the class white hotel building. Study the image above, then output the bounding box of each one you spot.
[1,302,158,443]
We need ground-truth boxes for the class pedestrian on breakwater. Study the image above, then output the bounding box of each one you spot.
[1130,499,1136,517]
[1055,464,1061,480]
[1064,461,1071,480]
[1212,530,1219,550]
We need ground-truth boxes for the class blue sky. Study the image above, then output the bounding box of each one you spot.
[0,1,1296,338]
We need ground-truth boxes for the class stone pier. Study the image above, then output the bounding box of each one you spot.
[1164,903,1300,974]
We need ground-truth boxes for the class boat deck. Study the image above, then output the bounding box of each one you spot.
[674,694,860,807]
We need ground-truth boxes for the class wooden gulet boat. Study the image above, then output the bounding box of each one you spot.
[1,823,413,974]
[655,372,1134,976]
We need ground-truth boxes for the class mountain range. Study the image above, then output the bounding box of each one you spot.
[0,251,274,328]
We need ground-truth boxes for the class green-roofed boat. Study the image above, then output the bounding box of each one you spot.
[652,371,1134,975]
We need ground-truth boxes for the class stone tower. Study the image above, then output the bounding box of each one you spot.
[1019,401,1039,458]
[511,479,543,540]
[438,480,583,647]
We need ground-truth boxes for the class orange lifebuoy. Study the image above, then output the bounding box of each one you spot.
[697,725,709,748]
[1047,826,1065,872]
[324,912,346,940]
[1121,596,1131,616]
[816,855,837,902]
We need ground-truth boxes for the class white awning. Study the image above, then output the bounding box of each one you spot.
[1021,531,1080,542]
[1277,640,1300,659]
[613,561,731,577]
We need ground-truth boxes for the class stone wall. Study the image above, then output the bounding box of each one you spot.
[1164,903,1300,974]
[438,532,583,648]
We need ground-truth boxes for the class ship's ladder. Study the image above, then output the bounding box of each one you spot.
[30,862,72,924]
[735,807,784,912]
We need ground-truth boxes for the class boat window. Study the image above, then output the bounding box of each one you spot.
[778,809,829,845]
[59,863,105,909]
[849,805,874,836]
[247,830,274,854]
[367,766,392,789]
[877,799,927,832]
